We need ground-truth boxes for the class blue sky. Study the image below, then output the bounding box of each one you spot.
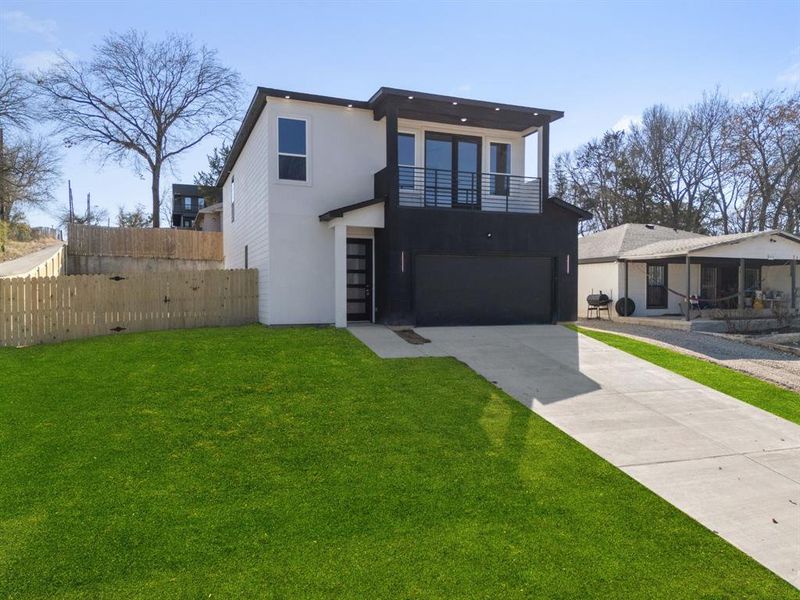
[2,0,799,228]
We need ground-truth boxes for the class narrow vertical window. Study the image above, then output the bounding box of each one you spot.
[398,133,415,189]
[489,142,511,195]
[244,245,248,269]
[278,117,307,181]
[231,175,235,223]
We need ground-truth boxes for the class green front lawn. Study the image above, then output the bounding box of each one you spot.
[568,324,800,426]
[1,326,795,598]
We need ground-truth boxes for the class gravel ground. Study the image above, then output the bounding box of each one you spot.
[577,319,800,393]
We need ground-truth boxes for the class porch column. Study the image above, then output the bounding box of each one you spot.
[334,223,347,328]
[623,260,629,316]
[685,255,691,321]
[738,258,745,314]
[792,259,797,311]
[538,122,550,202]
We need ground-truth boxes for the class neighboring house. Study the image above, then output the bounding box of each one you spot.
[194,203,223,232]
[578,223,800,318]
[171,184,222,229]
[218,86,591,327]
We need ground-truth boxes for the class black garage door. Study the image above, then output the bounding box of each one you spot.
[414,254,554,326]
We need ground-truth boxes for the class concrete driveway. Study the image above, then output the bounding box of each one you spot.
[350,324,800,587]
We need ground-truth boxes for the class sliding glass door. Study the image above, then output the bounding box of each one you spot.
[424,132,481,208]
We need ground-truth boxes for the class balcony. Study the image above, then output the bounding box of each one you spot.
[377,166,542,214]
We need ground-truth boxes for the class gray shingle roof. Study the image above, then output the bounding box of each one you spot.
[620,230,799,259]
[579,224,707,262]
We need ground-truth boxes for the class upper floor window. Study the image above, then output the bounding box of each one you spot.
[231,175,235,223]
[489,142,511,195]
[278,117,307,181]
[198,197,205,209]
[398,133,415,189]
[184,196,193,210]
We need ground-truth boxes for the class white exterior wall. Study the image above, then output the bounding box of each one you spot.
[396,118,525,176]
[577,262,618,317]
[265,99,385,324]
[222,108,270,322]
[693,235,800,261]
[578,261,701,317]
[622,262,700,316]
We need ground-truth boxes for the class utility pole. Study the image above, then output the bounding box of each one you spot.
[86,192,91,220]
[68,180,74,224]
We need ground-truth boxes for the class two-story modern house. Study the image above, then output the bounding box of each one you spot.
[218,87,590,327]
[171,184,222,229]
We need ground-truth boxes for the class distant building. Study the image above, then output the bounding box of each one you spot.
[194,203,223,232]
[171,184,222,228]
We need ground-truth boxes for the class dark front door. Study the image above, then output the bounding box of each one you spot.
[424,132,481,208]
[347,238,373,322]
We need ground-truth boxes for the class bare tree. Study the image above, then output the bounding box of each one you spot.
[631,105,715,232]
[730,90,800,232]
[0,136,60,221]
[557,131,656,233]
[691,90,745,234]
[0,56,34,131]
[34,30,242,227]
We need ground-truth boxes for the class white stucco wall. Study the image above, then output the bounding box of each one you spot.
[265,98,385,324]
[578,261,702,317]
[577,261,618,317]
[221,107,270,322]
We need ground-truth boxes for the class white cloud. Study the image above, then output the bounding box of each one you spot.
[612,114,641,132]
[16,49,77,72]
[777,62,800,84]
[1,10,58,44]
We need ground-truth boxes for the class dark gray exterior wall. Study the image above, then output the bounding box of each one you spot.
[375,201,581,325]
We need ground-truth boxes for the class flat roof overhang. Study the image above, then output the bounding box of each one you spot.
[370,87,563,131]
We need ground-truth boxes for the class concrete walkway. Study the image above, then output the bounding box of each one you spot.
[0,242,64,278]
[350,324,800,587]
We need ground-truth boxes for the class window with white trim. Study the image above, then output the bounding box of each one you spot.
[230,175,235,223]
[489,142,511,195]
[278,117,307,181]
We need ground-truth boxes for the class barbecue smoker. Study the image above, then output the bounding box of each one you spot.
[586,291,612,319]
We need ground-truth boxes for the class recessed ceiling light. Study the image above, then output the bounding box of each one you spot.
[408,95,414,100]
[347,104,353,108]
[533,112,539,116]
[284,95,290,99]
[494,107,500,111]
[460,117,468,122]
[452,101,458,105]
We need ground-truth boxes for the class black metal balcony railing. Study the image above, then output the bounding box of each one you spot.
[384,166,541,214]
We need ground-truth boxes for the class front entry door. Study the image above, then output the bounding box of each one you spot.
[346,238,373,322]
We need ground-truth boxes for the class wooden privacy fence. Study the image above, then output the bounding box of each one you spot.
[68,224,223,261]
[0,269,257,347]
